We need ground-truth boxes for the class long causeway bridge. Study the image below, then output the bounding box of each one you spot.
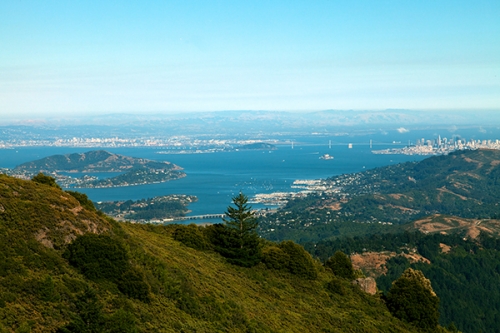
[144,211,267,224]
[170,214,226,221]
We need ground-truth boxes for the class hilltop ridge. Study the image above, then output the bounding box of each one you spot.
[260,149,500,243]
[0,174,423,332]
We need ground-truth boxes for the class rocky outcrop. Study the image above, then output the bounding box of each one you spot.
[352,277,377,295]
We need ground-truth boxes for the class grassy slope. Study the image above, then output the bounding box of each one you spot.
[260,149,500,243]
[0,175,418,332]
[124,224,416,332]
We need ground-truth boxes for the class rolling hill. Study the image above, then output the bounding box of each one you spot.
[259,149,500,243]
[0,174,423,332]
[11,150,185,188]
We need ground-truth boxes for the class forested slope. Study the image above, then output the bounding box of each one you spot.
[0,174,423,332]
[306,230,500,333]
[260,149,500,243]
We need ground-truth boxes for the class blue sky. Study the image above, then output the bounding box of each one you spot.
[1,0,499,117]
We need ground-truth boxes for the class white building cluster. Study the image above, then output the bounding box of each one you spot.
[373,136,500,155]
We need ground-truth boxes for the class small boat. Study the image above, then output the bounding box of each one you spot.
[319,154,334,160]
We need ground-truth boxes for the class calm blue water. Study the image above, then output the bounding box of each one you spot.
[2,128,499,220]
[0,140,428,217]
[5,125,500,219]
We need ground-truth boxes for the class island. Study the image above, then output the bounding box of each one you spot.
[10,150,185,188]
[237,142,277,150]
[95,195,197,222]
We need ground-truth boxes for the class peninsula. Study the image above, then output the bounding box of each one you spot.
[95,194,197,222]
[9,150,185,188]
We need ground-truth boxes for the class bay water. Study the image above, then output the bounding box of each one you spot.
[0,138,428,219]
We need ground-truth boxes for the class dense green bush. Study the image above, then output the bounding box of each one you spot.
[32,173,61,189]
[64,234,129,281]
[261,246,289,270]
[325,251,355,280]
[173,224,210,250]
[118,269,150,302]
[385,268,440,332]
[64,234,150,301]
[66,191,96,211]
[279,241,318,279]
[57,286,105,333]
[262,241,318,279]
[325,277,348,296]
[38,275,60,302]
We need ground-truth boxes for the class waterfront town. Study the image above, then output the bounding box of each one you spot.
[0,135,280,152]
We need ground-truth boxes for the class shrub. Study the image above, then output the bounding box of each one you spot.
[173,224,210,250]
[57,286,105,333]
[325,278,347,296]
[325,251,355,280]
[105,308,138,333]
[64,234,129,281]
[118,269,150,302]
[32,173,61,190]
[64,234,150,301]
[279,241,318,279]
[66,191,96,211]
[261,246,289,271]
[262,241,318,279]
[385,268,440,331]
[39,275,60,302]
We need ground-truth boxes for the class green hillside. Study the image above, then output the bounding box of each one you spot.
[259,149,500,243]
[0,174,426,332]
[9,150,185,188]
[255,149,500,332]
[306,229,500,333]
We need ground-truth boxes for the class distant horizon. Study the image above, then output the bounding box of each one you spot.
[3,108,500,120]
[2,1,498,117]
[2,109,500,129]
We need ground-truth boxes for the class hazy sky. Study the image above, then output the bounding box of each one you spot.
[1,0,499,117]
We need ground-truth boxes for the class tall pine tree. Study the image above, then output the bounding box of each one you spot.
[214,193,261,267]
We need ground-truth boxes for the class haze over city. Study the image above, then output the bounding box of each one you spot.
[1,0,499,120]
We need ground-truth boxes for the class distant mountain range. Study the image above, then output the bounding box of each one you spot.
[4,110,500,135]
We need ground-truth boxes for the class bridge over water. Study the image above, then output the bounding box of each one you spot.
[144,210,268,224]
[169,214,226,222]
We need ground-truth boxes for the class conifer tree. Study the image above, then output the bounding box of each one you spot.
[385,268,440,331]
[223,192,259,245]
[215,193,261,267]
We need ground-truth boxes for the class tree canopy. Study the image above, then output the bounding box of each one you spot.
[325,251,355,280]
[213,193,261,267]
[385,268,440,331]
[32,172,61,190]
